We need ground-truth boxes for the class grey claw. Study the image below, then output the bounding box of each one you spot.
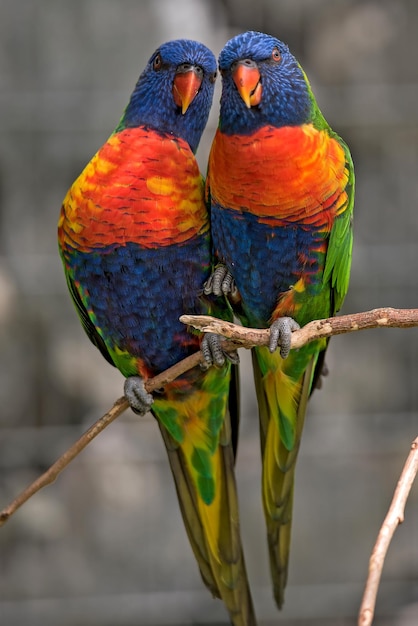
[205,266,226,296]
[212,266,227,296]
[203,265,235,297]
[225,348,239,365]
[201,332,239,368]
[201,332,225,366]
[203,273,215,296]
[221,271,236,296]
[269,317,300,358]
[124,376,154,415]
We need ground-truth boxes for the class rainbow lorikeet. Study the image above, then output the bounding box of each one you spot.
[58,39,256,625]
[205,31,354,608]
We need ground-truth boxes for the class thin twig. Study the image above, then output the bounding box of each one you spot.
[2,307,418,529]
[0,396,128,526]
[358,437,418,626]
[0,351,203,527]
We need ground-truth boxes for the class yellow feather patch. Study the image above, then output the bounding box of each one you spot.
[257,347,302,452]
[146,175,175,196]
[153,366,233,569]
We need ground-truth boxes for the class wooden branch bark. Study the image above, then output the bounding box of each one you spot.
[0,353,203,527]
[0,396,128,526]
[358,437,418,626]
[1,306,418,566]
[181,307,418,349]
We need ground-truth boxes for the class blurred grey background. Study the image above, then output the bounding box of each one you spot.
[1,0,418,624]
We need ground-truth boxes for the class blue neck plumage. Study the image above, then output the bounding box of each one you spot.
[219,70,313,135]
[117,79,208,154]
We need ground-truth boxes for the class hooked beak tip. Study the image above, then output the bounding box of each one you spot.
[173,67,203,114]
[232,62,262,108]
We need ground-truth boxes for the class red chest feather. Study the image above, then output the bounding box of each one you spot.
[59,127,208,252]
[207,124,349,231]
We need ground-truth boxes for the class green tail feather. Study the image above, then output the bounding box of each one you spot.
[252,347,315,609]
[155,364,257,626]
[158,417,256,625]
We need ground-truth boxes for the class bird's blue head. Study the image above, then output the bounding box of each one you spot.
[119,39,217,153]
[218,31,316,135]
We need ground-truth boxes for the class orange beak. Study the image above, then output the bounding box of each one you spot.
[173,65,203,114]
[232,60,262,108]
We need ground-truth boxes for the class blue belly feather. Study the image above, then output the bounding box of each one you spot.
[66,235,211,373]
[211,203,325,326]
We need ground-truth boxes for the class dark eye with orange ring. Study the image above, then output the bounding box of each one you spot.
[153,54,162,71]
[271,48,281,62]
[209,70,217,84]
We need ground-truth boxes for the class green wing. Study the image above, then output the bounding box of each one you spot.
[65,271,116,367]
[323,135,355,314]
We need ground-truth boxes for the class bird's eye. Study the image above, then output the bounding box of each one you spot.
[271,48,281,63]
[209,70,217,84]
[153,54,162,71]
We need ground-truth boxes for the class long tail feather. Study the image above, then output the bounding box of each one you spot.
[159,415,256,625]
[252,347,315,608]
[156,362,256,626]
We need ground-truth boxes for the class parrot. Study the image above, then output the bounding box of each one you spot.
[204,31,354,608]
[58,39,256,626]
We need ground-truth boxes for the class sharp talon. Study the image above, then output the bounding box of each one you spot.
[201,333,215,366]
[203,265,235,297]
[228,283,240,305]
[269,317,300,358]
[221,271,236,296]
[199,360,211,371]
[201,332,225,366]
[203,273,214,295]
[226,349,240,365]
[201,332,239,368]
[124,376,153,415]
[212,267,228,296]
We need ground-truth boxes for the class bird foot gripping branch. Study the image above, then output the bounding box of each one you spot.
[204,264,300,360]
[201,332,240,368]
[124,376,154,415]
[269,317,301,358]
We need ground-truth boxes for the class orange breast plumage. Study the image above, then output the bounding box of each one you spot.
[207,123,350,231]
[58,126,208,254]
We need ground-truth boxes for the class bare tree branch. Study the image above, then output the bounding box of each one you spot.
[181,307,418,349]
[358,437,418,626]
[2,305,418,585]
[0,396,128,527]
[0,352,204,527]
